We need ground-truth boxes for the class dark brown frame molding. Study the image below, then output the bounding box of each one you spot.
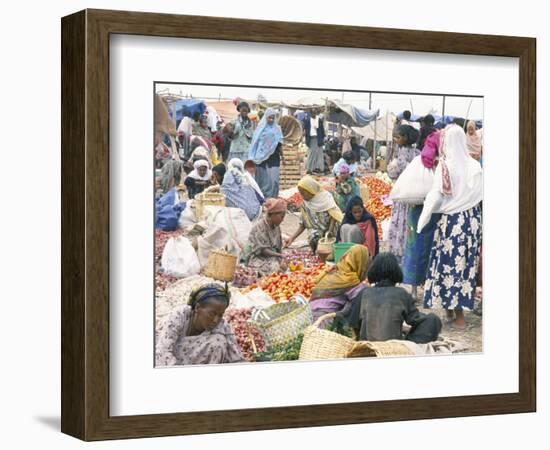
[61,9,536,441]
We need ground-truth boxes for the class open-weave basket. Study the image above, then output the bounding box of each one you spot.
[317,234,336,260]
[204,249,237,282]
[195,190,225,220]
[248,296,312,349]
[299,313,356,360]
[345,340,414,358]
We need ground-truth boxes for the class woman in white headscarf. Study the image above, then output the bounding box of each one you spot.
[465,120,482,161]
[221,158,263,221]
[418,124,483,329]
[184,159,212,199]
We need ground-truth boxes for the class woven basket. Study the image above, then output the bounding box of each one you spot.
[317,234,336,260]
[248,296,312,349]
[195,191,225,220]
[204,249,237,282]
[299,313,356,360]
[360,185,370,203]
[279,116,303,147]
[345,340,414,358]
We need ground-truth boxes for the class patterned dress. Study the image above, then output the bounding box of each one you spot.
[299,204,334,253]
[423,204,482,311]
[155,305,244,366]
[228,116,254,162]
[387,145,418,264]
[244,218,284,276]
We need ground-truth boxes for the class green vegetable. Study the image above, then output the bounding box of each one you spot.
[252,334,304,362]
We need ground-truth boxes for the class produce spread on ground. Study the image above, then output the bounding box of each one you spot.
[154,174,398,362]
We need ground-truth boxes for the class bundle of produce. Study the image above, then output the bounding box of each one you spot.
[375,171,393,185]
[282,248,321,271]
[224,307,266,362]
[252,334,304,362]
[285,192,304,208]
[256,265,325,302]
[232,265,259,287]
[155,229,184,263]
[155,230,186,291]
[358,176,392,199]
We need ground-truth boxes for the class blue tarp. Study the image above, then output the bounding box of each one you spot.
[396,112,483,129]
[170,99,207,126]
[327,100,379,127]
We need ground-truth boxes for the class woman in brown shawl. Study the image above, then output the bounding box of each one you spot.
[155,283,245,366]
[244,198,288,276]
[465,120,482,161]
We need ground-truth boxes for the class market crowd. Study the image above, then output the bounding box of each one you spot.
[155,97,483,366]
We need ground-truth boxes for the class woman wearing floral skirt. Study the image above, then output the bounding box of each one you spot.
[418,124,483,329]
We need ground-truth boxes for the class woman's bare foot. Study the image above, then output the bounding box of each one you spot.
[450,310,467,329]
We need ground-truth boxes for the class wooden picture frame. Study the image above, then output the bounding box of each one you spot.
[61,9,536,441]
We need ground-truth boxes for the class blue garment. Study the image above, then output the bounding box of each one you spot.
[155,188,186,231]
[301,114,325,147]
[423,205,482,311]
[221,171,261,221]
[403,205,440,285]
[248,109,283,164]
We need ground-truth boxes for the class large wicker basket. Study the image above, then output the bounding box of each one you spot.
[248,296,312,349]
[345,340,414,358]
[204,249,237,282]
[299,313,356,360]
[195,189,225,220]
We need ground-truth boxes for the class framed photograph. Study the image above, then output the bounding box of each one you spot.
[61,9,536,441]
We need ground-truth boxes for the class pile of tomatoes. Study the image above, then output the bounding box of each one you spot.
[253,265,325,303]
[358,176,393,239]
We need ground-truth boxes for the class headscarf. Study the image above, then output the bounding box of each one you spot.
[465,120,482,159]
[310,245,370,299]
[227,158,264,201]
[248,108,283,164]
[188,283,231,308]
[338,196,379,255]
[339,163,350,175]
[433,124,482,213]
[187,159,212,181]
[264,197,287,214]
[297,176,344,223]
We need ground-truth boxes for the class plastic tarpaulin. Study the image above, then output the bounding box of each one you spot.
[396,112,483,129]
[327,100,379,127]
[171,99,207,124]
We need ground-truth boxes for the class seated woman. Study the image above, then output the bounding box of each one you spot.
[344,252,442,344]
[184,159,212,199]
[284,176,343,253]
[333,163,360,212]
[332,151,358,177]
[337,196,379,258]
[155,283,245,366]
[309,245,370,325]
[244,198,288,276]
[221,158,262,221]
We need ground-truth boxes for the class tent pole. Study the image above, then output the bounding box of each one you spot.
[442,95,446,120]
[369,92,372,110]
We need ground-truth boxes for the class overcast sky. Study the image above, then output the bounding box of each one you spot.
[156,82,484,120]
